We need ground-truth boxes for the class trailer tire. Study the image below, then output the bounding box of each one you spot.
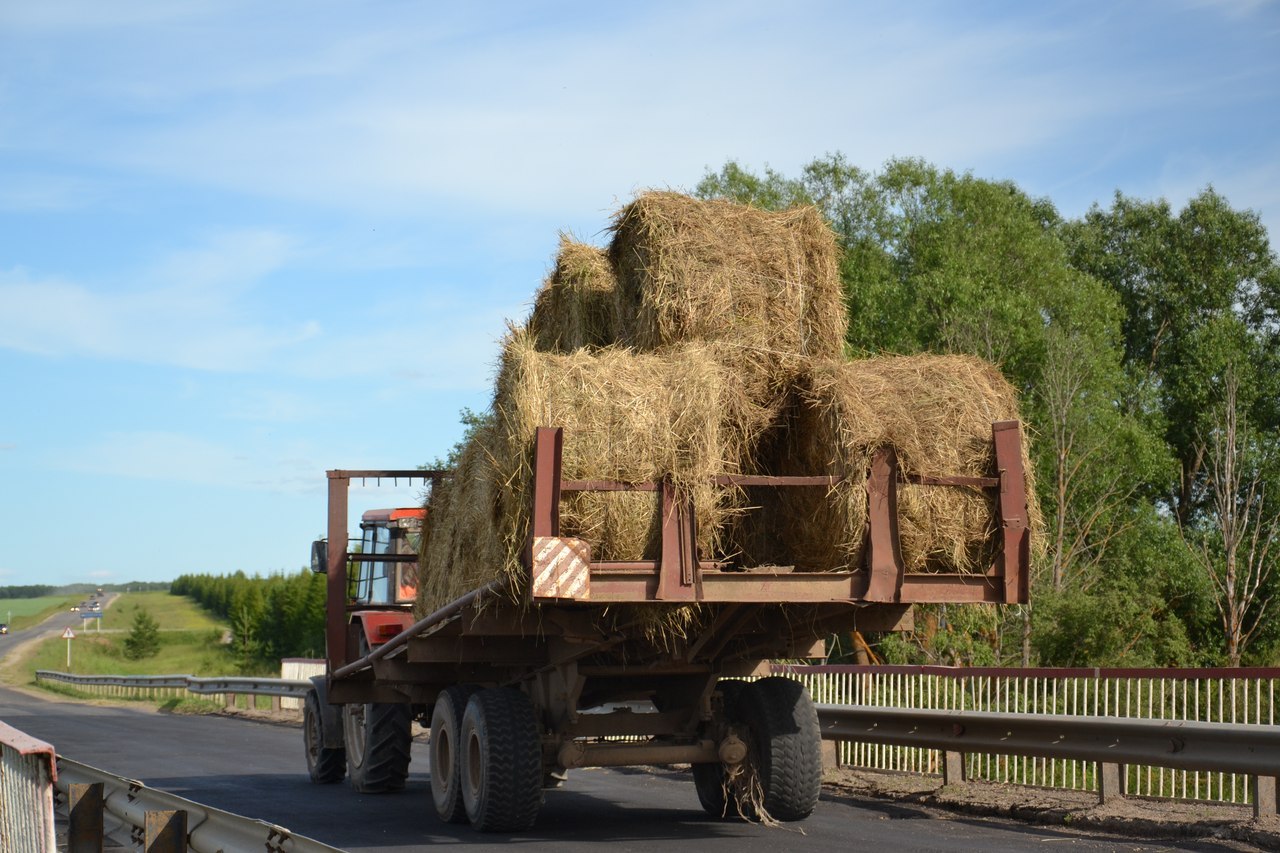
[460,688,542,832]
[693,679,748,818]
[304,690,346,784]
[430,685,478,823]
[740,676,822,821]
[344,699,413,793]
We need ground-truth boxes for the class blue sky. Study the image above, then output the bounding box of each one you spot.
[2,0,1278,588]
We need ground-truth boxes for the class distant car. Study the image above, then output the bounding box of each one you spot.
[0,624,9,635]
[70,605,79,612]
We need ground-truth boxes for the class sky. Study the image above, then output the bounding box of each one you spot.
[1,0,1278,588]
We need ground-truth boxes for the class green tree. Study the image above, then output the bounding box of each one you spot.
[123,607,161,660]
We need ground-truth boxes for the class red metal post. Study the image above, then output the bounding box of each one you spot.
[524,428,564,572]
[656,481,699,601]
[864,446,906,602]
[326,472,350,672]
[992,420,1030,604]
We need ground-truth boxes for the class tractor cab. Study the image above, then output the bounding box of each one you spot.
[312,507,424,608]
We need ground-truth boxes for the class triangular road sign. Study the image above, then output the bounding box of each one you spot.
[62,627,75,639]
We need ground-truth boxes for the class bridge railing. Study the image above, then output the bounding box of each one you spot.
[773,664,1280,808]
[0,721,57,851]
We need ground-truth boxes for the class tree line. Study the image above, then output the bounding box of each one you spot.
[170,571,327,665]
[698,155,1279,667]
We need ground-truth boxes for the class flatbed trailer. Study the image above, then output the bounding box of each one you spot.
[303,422,1031,832]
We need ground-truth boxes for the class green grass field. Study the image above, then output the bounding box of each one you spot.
[0,595,80,631]
[11,591,246,687]
[99,590,222,631]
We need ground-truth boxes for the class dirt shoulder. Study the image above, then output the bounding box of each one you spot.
[825,766,1280,850]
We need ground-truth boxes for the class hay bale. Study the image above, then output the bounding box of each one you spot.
[417,328,778,615]
[739,354,1041,574]
[527,235,619,352]
[609,192,846,361]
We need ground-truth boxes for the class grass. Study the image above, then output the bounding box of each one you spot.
[0,595,81,630]
[7,591,238,687]
[100,590,223,632]
[8,591,299,718]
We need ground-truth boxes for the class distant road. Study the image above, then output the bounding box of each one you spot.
[0,594,116,664]
[0,683,1226,852]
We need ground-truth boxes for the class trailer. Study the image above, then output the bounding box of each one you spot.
[303,422,1031,832]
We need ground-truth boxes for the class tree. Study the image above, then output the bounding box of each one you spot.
[1182,369,1279,665]
[123,607,161,660]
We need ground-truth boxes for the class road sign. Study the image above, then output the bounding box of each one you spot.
[80,612,100,619]
[62,627,76,639]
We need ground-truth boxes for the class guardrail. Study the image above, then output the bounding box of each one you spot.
[36,671,311,712]
[55,755,342,853]
[0,722,57,852]
[775,663,1280,808]
[818,703,1280,819]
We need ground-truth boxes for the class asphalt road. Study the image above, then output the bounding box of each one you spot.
[0,605,1249,852]
[3,685,1254,853]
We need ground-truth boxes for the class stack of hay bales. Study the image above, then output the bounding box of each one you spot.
[417,191,1038,619]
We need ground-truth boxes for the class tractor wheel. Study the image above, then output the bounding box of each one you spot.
[739,676,822,821]
[459,688,543,832]
[343,698,413,793]
[303,689,346,784]
[430,684,477,823]
[693,679,748,818]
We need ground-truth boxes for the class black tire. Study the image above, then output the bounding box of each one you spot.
[344,699,413,793]
[693,679,748,818]
[304,690,346,784]
[459,688,543,832]
[430,685,477,823]
[740,676,822,821]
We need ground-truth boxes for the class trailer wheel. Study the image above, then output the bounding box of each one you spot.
[430,685,477,823]
[459,688,543,832]
[304,690,346,784]
[344,699,413,793]
[693,679,747,817]
[740,676,822,821]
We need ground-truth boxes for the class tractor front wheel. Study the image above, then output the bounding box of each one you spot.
[303,689,345,784]
[343,699,412,793]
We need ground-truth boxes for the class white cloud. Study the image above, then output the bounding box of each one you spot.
[0,229,319,370]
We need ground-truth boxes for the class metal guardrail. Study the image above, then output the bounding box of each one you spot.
[36,670,312,703]
[0,722,57,852]
[818,704,1280,775]
[56,756,343,853]
[816,703,1280,818]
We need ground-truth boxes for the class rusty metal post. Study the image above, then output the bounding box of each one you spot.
[864,446,905,602]
[68,781,104,853]
[524,428,564,578]
[656,481,698,601]
[326,471,351,672]
[144,809,187,852]
[992,421,1029,604]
